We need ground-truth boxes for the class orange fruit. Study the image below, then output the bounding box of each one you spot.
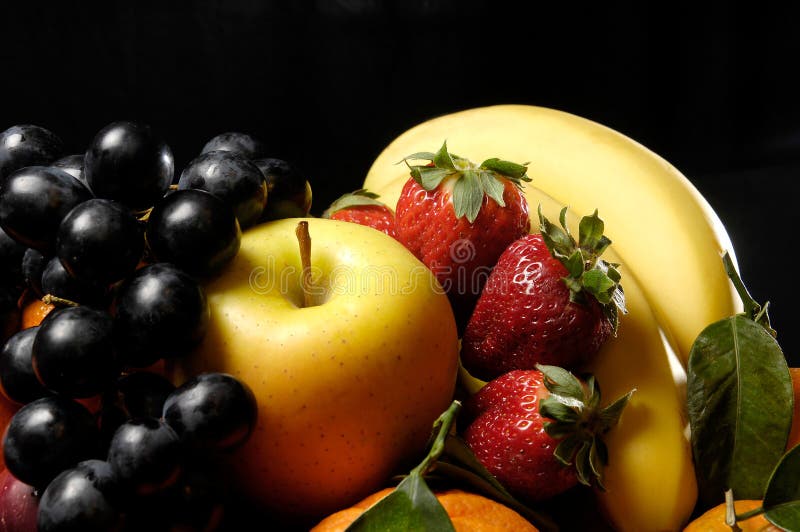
[788,367,800,450]
[20,297,55,329]
[310,488,538,532]
[684,500,780,531]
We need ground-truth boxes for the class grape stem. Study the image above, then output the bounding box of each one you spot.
[295,221,313,308]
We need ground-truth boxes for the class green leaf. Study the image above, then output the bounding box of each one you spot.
[578,210,605,251]
[417,166,452,190]
[452,169,484,223]
[582,269,616,305]
[398,151,436,163]
[478,170,506,207]
[553,435,582,466]
[538,205,575,258]
[574,441,592,486]
[537,364,586,402]
[597,389,635,433]
[540,398,581,425]
[433,141,456,170]
[480,158,529,179]
[322,189,386,218]
[763,444,800,529]
[563,250,585,279]
[345,472,455,532]
[687,314,793,509]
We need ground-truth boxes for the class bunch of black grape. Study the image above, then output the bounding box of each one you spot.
[0,122,310,530]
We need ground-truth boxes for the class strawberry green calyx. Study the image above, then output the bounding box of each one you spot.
[536,364,635,490]
[400,141,532,223]
[538,205,626,331]
[321,188,387,218]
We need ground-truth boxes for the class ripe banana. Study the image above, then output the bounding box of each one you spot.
[363,104,742,367]
[539,191,697,532]
[411,179,696,531]
[360,106,743,530]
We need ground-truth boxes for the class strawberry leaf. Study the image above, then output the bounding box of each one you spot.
[452,169,484,223]
[401,142,529,221]
[539,399,581,425]
[322,189,386,218]
[563,250,585,280]
[535,365,634,491]
[597,389,635,432]
[574,442,592,486]
[553,435,582,466]
[582,269,616,305]
[537,205,626,331]
[398,152,436,163]
[480,158,530,181]
[537,364,585,401]
[433,141,456,170]
[578,209,605,252]
[479,170,506,207]
[417,166,452,190]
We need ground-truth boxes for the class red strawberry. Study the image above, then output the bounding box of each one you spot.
[323,189,397,239]
[395,142,531,330]
[461,207,625,380]
[463,366,633,503]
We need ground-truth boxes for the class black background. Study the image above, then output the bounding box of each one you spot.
[2,1,799,364]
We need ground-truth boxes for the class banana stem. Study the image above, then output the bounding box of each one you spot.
[295,221,313,308]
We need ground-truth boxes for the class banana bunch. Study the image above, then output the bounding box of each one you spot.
[362,105,742,531]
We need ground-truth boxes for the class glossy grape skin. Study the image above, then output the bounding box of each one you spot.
[146,189,241,278]
[107,418,182,496]
[41,256,107,307]
[116,371,175,419]
[37,459,121,532]
[2,395,99,488]
[0,166,93,252]
[253,157,312,220]
[98,371,176,451]
[56,198,144,285]
[177,150,267,229]
[32,306,119,398]
[52,153,87,186]
[84,121,174,211]
[163,373,257,452]
[0,226,25,284]
[0,326,49,404]
[112,263,209,367]
[0,124,64,179]
[22,248,47,297]
[200,131,267,160]
[0,283,20,344]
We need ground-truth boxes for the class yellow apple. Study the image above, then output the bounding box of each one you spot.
[172,217,459,521]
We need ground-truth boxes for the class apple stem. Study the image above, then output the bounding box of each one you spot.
[295,221,314,308]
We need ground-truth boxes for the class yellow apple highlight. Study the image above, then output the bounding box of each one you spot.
[173,217,460,520]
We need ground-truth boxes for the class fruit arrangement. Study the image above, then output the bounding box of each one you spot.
[0,105,798,531]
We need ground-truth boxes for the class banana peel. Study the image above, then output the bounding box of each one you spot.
[364,104,742,367]
[361,105,741,530]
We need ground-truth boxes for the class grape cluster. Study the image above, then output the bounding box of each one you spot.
[0,122,311,530]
